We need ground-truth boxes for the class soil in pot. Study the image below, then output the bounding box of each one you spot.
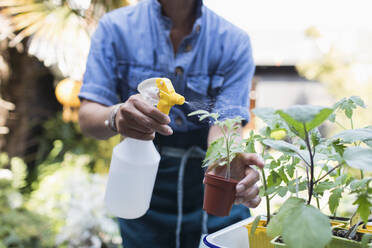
[327,227,372,248]
[203,173,238,216]
[245,220,274,248]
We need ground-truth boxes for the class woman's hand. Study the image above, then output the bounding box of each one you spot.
[116,94,173,140]
[210,153,264,208]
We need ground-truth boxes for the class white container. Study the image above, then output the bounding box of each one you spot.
[202,217,254,248]
[104,137,160,219]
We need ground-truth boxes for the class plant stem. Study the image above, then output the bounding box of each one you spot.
[219,127,231,180]
[335,121,347,130]
[261,167,271,224]
[350,118,354,130]
[305,166,310,191]
[360,170,364,179]
[269,192,278,201]
[316,197,320,210]
[314,164,342,184]
[226,136,231,180]
[304,123,315,205]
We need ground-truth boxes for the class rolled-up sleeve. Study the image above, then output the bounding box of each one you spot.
[212,36,255,122]
[79,17,120,106]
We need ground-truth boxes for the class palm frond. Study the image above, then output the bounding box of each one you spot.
[0,0,134,79]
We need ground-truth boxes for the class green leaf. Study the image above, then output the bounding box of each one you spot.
[245,138,256,153]
[253,107,290,131]
[344,147,372,172]
[266,186,278,195]
[276,110,306,139]
[281,105,329,124]
[276,105,333,139]
[267,197,304,238]
[287,180,307,193]
[329,188,342,214]
[267,171,282,187]
[199,114,210,121]
[253,107,277,121]
[353,194,372,223]
[250,215,262,236]
[188,110,210,116]
[310,129,321,147]
[331,140,347,157]
[306,107,334,131]
[278,166,289,183]
[350,178,372,191]
[332,128,372,143]
[350,96,366,108]
[361,234,372,248]
[328,113,336,122]
[345,106,353,119]
[203,137,224,167]
[277,186,288,197]
[262,139,299,154]
[269,159,281,170]
[334,97,366,119]
[314,181,335,195]
[282,203,332,248]
[286,157,299,178]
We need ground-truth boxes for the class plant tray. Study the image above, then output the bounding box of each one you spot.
[202,217,254,248]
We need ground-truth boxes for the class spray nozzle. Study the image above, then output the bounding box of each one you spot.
[156,78,185,115]
[137,78,185,115]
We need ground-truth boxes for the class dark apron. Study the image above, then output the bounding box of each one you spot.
[118,128,251,248]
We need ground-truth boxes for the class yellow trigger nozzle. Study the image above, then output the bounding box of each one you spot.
[156,78,185,115]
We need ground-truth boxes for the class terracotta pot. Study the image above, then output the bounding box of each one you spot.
[203,173,238,216]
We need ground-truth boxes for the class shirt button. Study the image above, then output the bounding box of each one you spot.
[185,44,192,52]
[175,66,184,76]
[195,25,201,33]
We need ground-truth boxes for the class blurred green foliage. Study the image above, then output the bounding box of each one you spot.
[0,153,55,248]
[28,114,119,192]
[27,151,121,248]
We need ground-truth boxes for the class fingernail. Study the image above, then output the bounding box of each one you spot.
[236,184,244,193]
[167,127,173,135]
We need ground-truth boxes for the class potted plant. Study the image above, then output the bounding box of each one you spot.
[188,110,246,216]
[252,96,372,248]
[243,112,299,248]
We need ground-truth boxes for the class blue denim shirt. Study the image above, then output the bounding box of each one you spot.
[79,0,255,132]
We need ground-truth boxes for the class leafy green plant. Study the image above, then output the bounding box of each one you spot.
[254,96,372,247]
[188,110,245,180]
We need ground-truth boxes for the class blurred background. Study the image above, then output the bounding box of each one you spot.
[0,0,371,247]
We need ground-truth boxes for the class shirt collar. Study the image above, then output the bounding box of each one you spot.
[151,0,203,28]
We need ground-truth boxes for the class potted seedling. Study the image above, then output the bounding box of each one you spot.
[188,110,246,216]
[254,97,372,248]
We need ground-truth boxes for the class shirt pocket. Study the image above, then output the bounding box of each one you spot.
[118,63,163,97]
[185,74,224,102]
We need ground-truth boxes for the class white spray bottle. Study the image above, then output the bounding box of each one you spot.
[104,78,185,219]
